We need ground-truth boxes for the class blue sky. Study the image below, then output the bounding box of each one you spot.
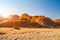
[0,0,60,19]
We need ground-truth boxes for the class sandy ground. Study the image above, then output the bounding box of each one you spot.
[0,28,60,40]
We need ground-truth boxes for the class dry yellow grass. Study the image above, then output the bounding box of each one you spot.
[0,28,60,40]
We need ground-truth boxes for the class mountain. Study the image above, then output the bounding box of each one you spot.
[0,13,59,28]
[8,14,19,19]
[21,13,55,27]
[53,19,60,28]
[54,19,60,23]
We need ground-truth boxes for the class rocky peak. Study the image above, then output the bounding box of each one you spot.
[9,14,19,19]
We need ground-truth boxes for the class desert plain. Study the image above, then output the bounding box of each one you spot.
[0,28,60,40]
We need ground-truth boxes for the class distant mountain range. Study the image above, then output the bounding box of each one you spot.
[0,13,60,28]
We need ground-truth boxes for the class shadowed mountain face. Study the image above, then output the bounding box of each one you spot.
[0,13,60,28]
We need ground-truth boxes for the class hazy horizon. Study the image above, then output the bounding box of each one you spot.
[0,0,60,19]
